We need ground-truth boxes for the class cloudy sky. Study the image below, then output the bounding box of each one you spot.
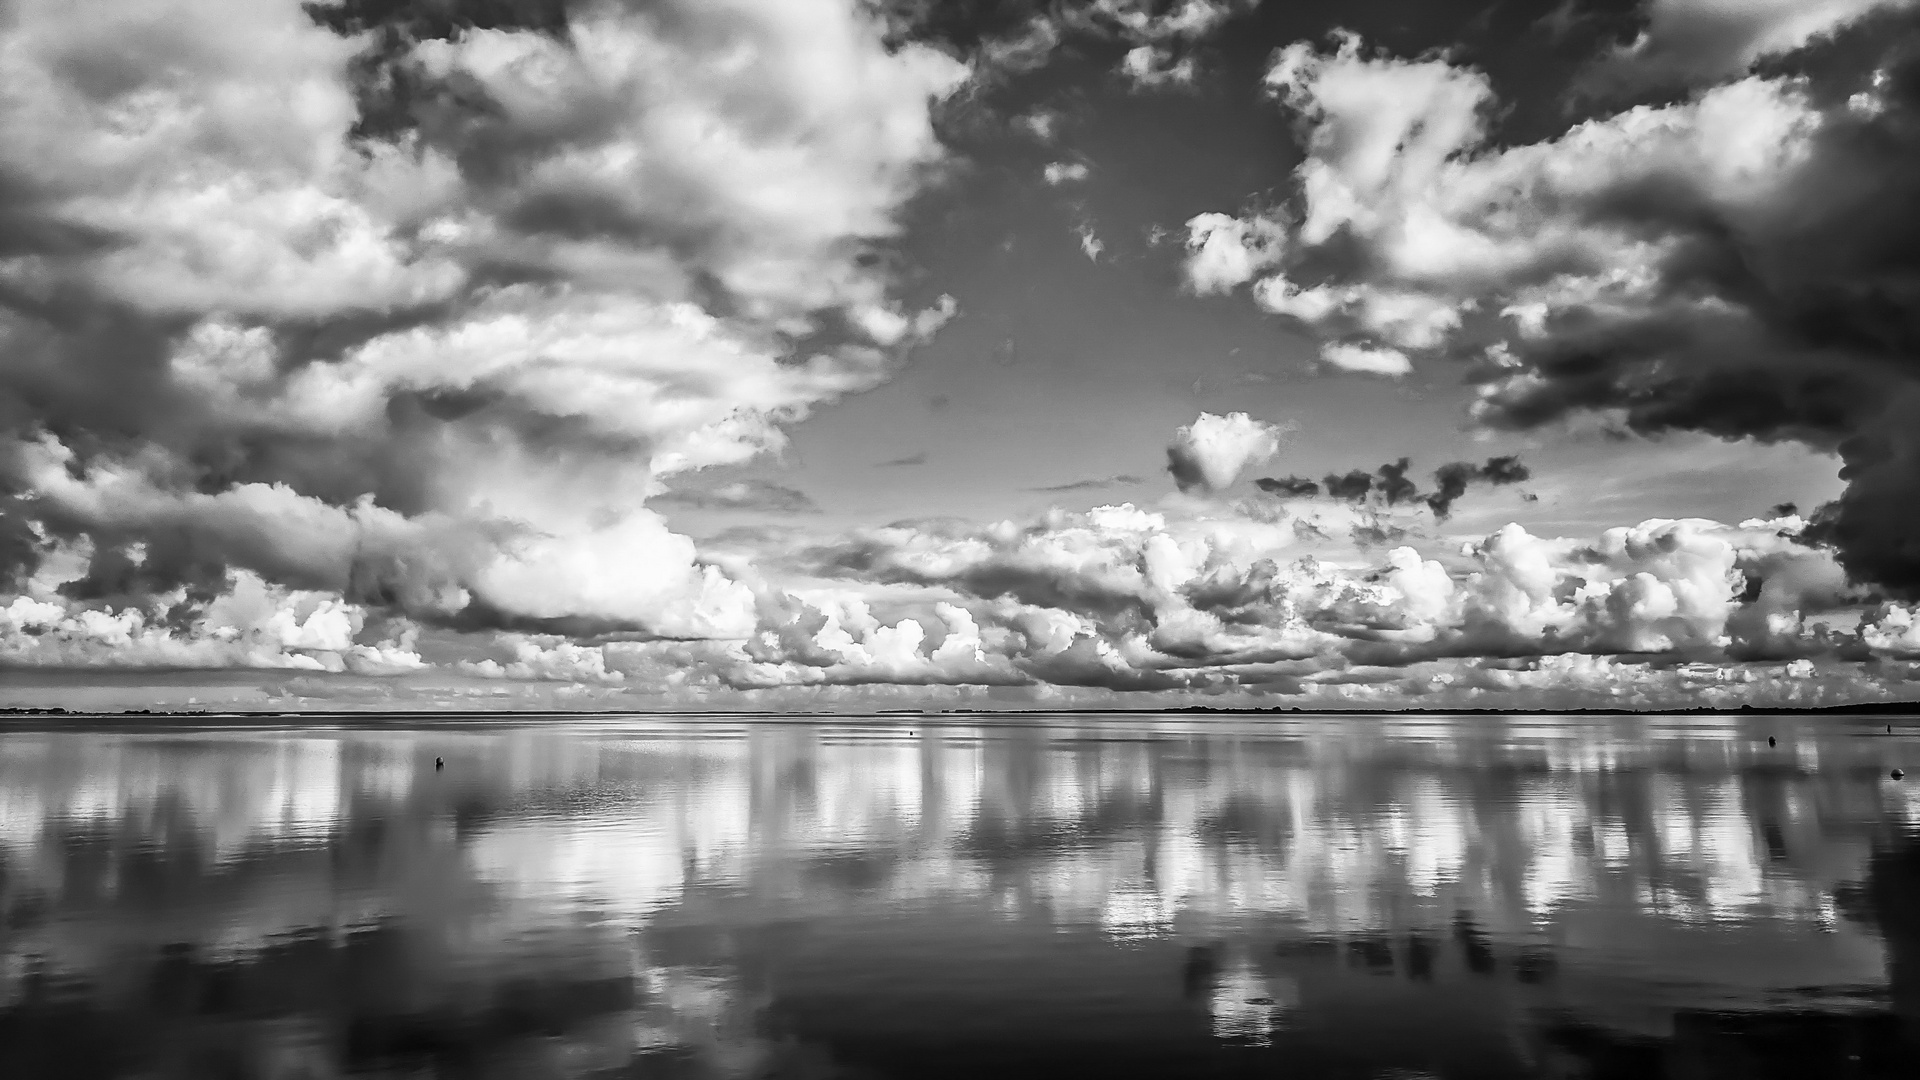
[5,0,1920,711]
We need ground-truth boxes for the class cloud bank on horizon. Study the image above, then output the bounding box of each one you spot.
[4,0,1920,711]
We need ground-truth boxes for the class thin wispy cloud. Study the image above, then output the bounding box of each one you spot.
[1030,474,1146,493]
[651,480,820,515]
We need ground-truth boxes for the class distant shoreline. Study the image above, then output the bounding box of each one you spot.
[4,702,1919,720]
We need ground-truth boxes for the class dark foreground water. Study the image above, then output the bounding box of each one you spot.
[5,714,1920,1079]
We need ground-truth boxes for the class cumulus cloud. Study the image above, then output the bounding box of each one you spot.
[0,539,424,673]
[459,636,625,685]
[1180,17,1920,599]
[1044,161,1092,185]
[1183,213,1288,295]
[771,500,1889,701]
[1863,603,1920,658]
[1166,412,1288,494]
[731,597,1025,689]
[0,0,964,644]
[8,481,1890,706]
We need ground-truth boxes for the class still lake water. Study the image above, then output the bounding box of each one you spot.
[5,713,1920,1079]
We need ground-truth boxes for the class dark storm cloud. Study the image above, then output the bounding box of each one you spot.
[1478,455,1530,485]
[1255,475,1320,497]
[0,497,42,588]
[1257,456,1531,518]
[1322,469,1374,502]
[1376,458,1418,506]
[1476,9,1920,593]
[1166,448,1207,494]
[1427,456,1533,519]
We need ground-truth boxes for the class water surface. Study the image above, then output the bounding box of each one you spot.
[5,712,1920,1078]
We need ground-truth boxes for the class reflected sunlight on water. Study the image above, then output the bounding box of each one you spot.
[3,713,1920,1078]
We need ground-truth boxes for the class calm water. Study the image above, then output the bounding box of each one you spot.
[5,714,1920,1079]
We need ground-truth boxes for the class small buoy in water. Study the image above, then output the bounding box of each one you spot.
[435,757,444,770]
[1768,736,1776,747]
[1894,768,1905,780]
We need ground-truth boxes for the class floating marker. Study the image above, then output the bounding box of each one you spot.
[1768,737,1776,747]
[1894,768,1906,780]
[435,757,444,770]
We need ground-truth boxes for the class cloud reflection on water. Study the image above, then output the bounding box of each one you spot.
[1,715,1918,1077]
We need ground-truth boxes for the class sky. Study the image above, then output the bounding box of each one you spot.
[4,0,1920,711]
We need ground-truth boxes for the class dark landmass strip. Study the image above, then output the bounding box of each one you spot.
[4,703,1920,720]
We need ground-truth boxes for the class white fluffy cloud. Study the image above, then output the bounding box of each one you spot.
[1253,280,1463,353]
[1183,213,1288,295]
[1176,24,1920,604]
[1248,33,1820,291]
[1044,161,1091,185]
[5,484,1900,708]
[0,546,424,674]
[0,0,464,320]
[1166,412,1288,493]
[1317,343,1412,378]
[402,0,966,320]
[1862,603,1920,658]
[1184,33,1823,385]
[739,499,1891,703]
[459,636,625,685]
[0,0,966,640]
